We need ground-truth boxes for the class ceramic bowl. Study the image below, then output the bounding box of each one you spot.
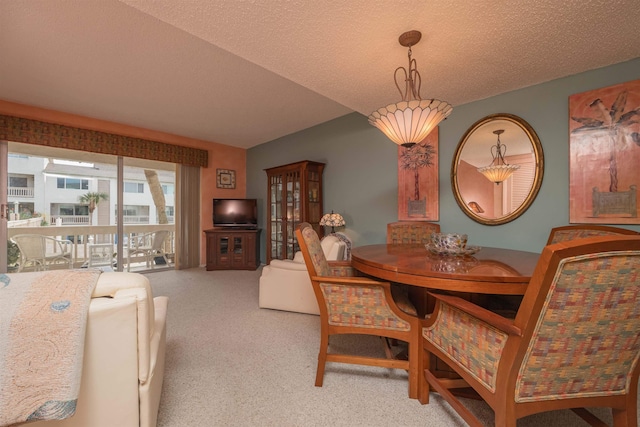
[430,232,468,252]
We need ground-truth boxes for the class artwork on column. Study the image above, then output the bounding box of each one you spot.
[397,127,439,221]
[569,79,640,224]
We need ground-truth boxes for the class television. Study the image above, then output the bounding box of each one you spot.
[213,198,258,228]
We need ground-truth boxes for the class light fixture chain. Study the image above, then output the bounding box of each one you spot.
[394,45,422,102]
[394,66,409,101]
[409,58,422,101]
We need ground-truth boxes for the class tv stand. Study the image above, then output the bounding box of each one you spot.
[204,228,261,271]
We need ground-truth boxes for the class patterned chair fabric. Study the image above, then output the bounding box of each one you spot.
[516,251,640,402]
[420,235,640,427]
[320,282,411,331]
[296,222,421,399]
[423,303,508,392]
[546,224,639,245]
[387,221,441,244]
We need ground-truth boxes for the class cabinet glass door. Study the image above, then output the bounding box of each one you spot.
[233,236,243,254]
[269,175,283,260]
[219,236,229,254]
[285,171,300,259]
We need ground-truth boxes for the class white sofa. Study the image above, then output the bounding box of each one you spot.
[259,235,345,315]
[29,272,168,427]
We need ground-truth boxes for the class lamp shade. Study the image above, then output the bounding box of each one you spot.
[368,99,453,147]
[320,212,345,228]
[477,164,520,184]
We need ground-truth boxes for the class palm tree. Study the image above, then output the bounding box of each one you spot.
[79,192,109,225]
[571,90,640,192]
[144,170,168,224]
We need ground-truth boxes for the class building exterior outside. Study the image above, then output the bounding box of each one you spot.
[8,153,175,227]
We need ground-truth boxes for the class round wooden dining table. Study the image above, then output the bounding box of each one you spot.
[351,244,540,295]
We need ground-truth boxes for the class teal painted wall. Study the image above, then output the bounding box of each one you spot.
[247,58,640,264]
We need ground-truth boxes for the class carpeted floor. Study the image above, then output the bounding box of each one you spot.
[145,267,620,427]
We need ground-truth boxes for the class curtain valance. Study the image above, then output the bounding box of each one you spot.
[0,115,208,167]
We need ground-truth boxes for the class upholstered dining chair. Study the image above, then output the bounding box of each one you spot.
[386,221,441,317]
[387,221,441,244]
[546,224,639,245]
[419,235,640,427]
[296,222,422,399]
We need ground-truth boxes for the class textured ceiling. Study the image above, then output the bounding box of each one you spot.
[1,0,639,149]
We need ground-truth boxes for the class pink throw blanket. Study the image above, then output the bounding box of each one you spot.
[0,269,101,426]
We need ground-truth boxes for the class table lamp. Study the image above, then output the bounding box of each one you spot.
[319,211,345,233]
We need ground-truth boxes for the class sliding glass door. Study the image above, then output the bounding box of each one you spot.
[5,142,176,273]
[1,140,7,273]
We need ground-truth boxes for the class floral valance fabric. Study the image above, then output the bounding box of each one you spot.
[0,115,208,167]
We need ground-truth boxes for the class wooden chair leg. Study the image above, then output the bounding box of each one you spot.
[611,407,634,427]
[315,334,329,387]
[407,341,419,399]
[382,337,395,360]
[419,348,430,404]
[425,369,484,427]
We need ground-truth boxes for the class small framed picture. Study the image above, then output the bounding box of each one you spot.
[216,169,236,189]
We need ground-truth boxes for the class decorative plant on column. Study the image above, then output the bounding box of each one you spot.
[400,142,435,201]
[78,192,109,225]
[397,128,440,221]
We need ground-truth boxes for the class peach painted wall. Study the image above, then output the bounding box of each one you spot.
[0,99,246,265]
[457,159,494,218]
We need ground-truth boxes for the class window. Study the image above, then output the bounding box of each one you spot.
[162,184,174,195]
[57,177,89,190]
[117,205,150,224]
[124,182,144,193]
[58,204,89,216]
[9,176,28,187]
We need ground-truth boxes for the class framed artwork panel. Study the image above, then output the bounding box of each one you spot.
[216,169,236,189]
[397,127,439,221]
[569,79,640,224]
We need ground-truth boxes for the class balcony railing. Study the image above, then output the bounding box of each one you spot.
[7,218,42,227]
[55,216,153,225]
[122,215,150,224]
[8,224,176,273]
[8,186,35,197]
[56,215,90,225]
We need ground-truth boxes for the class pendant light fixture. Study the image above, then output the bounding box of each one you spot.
[368,30,453,148]
[477,129,520,184]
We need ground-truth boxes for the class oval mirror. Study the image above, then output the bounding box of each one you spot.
[452,113,544,225]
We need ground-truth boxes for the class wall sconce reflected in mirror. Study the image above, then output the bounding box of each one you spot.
[468,201,485,214]
[477,129,520,184]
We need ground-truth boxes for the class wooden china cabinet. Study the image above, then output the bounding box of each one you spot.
[265,160,324,263]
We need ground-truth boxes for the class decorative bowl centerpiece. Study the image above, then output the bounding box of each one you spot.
[426,232,481,256]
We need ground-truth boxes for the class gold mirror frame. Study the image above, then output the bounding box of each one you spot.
[451,113,544,225]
